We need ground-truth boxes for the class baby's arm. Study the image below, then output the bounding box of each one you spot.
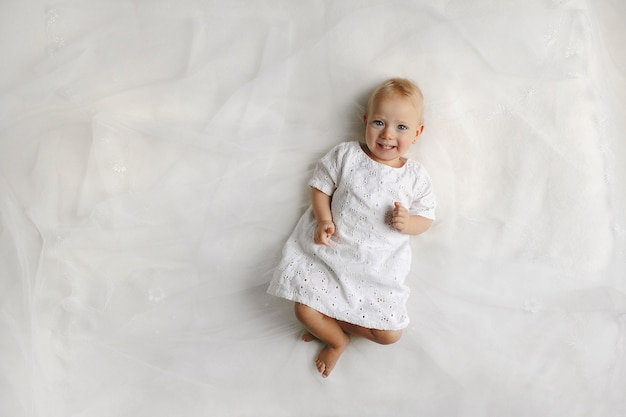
[311,187,335,246]
[392,202,433,235]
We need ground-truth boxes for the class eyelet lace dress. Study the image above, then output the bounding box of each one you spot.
[268,141,436,330]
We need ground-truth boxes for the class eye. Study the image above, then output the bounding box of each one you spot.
[398,124,408,131]
[373,120,384,127]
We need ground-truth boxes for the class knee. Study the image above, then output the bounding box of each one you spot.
[372,329,402,345]
[294,302,319,323]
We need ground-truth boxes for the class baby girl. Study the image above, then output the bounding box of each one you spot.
[268,78,436,377]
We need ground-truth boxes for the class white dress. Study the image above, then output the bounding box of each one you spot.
[268,141,436,330]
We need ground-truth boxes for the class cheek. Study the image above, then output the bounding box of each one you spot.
[399,136,414,148]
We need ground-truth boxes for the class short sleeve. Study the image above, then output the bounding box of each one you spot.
[307,142,350,196]
[409,164,436,219]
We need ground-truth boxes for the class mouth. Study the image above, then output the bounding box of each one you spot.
[377,142,396,151]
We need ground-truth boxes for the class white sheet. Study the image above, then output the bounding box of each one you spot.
[1,0,624,416]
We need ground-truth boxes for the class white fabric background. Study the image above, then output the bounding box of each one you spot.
[0,0,624,416]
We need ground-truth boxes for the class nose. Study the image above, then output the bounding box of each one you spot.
[381,126,393,139]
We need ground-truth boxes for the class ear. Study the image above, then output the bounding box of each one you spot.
[413,124,425,143]
[363,113,368,124]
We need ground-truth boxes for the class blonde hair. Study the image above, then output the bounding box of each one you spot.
[366,78,424,123]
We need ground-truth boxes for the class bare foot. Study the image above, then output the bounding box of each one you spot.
[315,338,349,378]
[301,331,316,342]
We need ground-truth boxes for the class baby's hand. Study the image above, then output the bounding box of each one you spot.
[314,220,335,246]
[392,202,410,233]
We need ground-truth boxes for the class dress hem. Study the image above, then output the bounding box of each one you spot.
[267,287,409,332]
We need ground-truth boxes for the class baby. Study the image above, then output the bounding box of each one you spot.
[268,78,436,377]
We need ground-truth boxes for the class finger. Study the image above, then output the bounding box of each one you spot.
[394,202,407,215]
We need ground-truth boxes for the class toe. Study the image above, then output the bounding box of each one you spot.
[315,357,326,374]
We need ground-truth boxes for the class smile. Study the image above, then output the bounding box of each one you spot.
[377,143,396,150]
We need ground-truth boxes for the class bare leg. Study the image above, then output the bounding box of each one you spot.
[294,303,350,378]
[337,321,402,345]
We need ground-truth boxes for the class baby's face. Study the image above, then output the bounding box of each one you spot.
[363,96,423,168]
